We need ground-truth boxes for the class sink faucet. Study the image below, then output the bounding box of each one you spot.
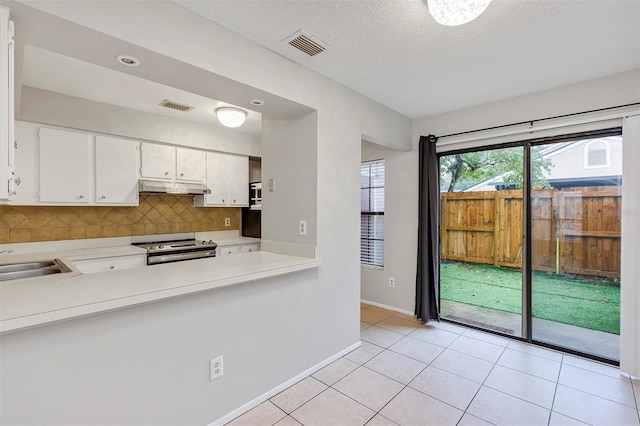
[0,249,14,254]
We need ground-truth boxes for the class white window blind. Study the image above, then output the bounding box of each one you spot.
[361,160,384,267]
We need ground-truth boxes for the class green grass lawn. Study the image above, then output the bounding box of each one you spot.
[440,261,620,334]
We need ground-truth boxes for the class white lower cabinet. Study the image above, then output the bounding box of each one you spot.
[72,255,146,274]
[217,243,260,256]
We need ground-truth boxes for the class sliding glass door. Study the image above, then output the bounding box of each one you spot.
[439,132,622,361]
[531,136,622,360]
[439,146,525,338]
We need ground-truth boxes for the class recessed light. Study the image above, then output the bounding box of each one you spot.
[116,55,140,67]
[250,99,265,106]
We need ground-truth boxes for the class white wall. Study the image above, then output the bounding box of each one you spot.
[360,141,417,313]
[0,2,411,425]
[262,113,318,250]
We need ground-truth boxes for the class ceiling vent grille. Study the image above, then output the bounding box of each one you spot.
[159,99,194,112]
[283,30,328,57]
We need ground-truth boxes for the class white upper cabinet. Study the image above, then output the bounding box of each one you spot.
[226,154,249,205]
[195,152,248,207]
[12,123,140,206]
[140,142,205,182]
[140,142,175,180]
[95,135,138,205]
[0,6,14,202]
[39,127,92,203]
[176,147,205,182]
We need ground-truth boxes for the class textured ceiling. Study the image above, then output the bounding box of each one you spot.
[175,0,640,119]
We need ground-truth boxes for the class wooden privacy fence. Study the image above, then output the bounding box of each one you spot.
[440,186,622,279]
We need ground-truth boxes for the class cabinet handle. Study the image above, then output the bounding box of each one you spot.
[222,199,225,203]
[100,195,106,199]
[79,195,85,199]
[180,173,184,177]
[164,172,169,176]
[109,265,115,270]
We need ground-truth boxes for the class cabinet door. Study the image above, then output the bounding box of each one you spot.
[204,152,228,205]
[96,136,138,205]
[176,147,205,182]
[227,154,249,206]
[39,127,91,203]
[140,143,175,180]
[0,6,13,202]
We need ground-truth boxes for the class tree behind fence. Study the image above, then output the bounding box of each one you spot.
[440,186,621,279]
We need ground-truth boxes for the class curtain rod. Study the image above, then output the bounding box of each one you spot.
[431,102,640,141]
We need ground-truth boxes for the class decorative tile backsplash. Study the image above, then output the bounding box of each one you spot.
[0,194,240,244]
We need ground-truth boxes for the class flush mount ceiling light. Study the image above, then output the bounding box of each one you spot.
[427,0,491,26]
[116,54,140,67]
[216,107,247,128]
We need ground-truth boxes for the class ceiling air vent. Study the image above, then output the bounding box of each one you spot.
[283,30,328,57]
[159,99,194,112]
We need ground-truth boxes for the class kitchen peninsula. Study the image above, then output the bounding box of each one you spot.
[1,251,322,334]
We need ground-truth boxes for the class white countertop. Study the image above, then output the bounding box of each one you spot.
[1,251,322,334]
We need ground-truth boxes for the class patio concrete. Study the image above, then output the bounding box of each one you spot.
[442,299,619,361]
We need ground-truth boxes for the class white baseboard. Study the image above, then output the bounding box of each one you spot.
[209,341,362,426]
[361,299,414,316]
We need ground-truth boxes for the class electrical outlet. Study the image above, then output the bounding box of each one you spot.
[389,277,396,288]
[299,220,307,236]
[224,217,230,227]
[210,356,223,381]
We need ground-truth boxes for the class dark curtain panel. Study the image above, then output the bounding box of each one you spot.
[415,134,440,322]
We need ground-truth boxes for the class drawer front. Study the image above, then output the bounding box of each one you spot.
[73,255,146,273]
[218,246,240,256]
[240,244,259,253]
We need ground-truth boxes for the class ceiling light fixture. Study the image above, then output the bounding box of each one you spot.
[116,54,140,67]
[427,0,491,26]
[216,107,247,128]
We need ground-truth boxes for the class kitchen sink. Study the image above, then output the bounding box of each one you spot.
[0,259,71,281]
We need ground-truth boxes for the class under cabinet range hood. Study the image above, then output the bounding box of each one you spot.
[138,179,211,195]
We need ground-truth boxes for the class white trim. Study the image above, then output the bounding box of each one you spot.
[361,264,384,271]
[436,105,639,153]
[619,116,640,377]
[209,341,362,426]
[361,299,414,316]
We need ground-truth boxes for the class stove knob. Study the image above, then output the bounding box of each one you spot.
[209,240,214,244]
[159,245,164,249]
[150,245,157,250]
[202,241,206,244]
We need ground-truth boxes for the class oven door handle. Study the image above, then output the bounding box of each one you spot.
[147,250,217,265]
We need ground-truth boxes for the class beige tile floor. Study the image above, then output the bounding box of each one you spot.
[227,303,640,426]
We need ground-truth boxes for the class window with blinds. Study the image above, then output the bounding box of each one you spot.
[361,160,385,267]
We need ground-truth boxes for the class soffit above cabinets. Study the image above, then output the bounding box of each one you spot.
[7,1,315,137]
[21,45,263,136]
